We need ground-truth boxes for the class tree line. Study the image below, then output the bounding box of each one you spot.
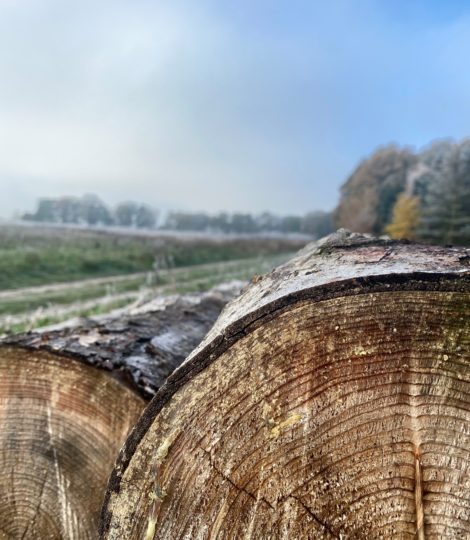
[334,138,470,246]
[22,195,333,237]
[21,137,469,244]
[163,210,332,236]
[22,195,158,229]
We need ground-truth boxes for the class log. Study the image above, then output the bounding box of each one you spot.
[0,284,240,539]
[101,231,470,539]
[0,345,144,540]
[4,282,241,399]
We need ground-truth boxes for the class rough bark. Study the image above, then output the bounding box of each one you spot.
[0,284,240,539]
[101,231,470,539]
[3,283,241,399]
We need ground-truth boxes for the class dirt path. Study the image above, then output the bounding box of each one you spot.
[0,258,265,302]
[0,272,149,301]
[0,272,249,331]
[0,255,290,334]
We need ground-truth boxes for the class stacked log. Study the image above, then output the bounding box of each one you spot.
[101,232,469,539]
[0,345,143,539]
[0,284,240,539]
[4,283,241,399]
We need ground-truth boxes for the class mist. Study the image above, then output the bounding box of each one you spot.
[1,0,470,218]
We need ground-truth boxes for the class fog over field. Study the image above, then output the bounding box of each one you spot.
[1,1,470,218]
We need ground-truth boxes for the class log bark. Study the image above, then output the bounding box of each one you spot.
[3,282,241,399]
[0,284,240,539]
[101,231,470,539]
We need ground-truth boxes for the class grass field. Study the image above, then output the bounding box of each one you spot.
[0,223,307,290]
[0,224,306,334]
[0,254,290,334]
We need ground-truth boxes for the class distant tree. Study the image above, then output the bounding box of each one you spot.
[188,213,210,231]
[231,213,256,233]
[257,212,281,232]
[301,211,334,238]
[334,146,418,234]
[57,197,81,223]
[418,140,470,245]
[385,194,420,240]
[409,140,455,201]
[419,139,454,173]
[115,202,138,227]
[405,163,436,201]
[280,215,302,233]
[33,199,58,222]
[80,194,113,226]
[210,212,231,233]
[163,212,210,231]
[24,195,115,226]
[135,205,157,228]
[162,212,179,230]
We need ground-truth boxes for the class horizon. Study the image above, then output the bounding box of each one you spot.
[1,1,470,218]
[3,136,467,221]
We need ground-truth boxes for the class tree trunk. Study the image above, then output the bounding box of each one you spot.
[101,231,470,539]
[0,284,239,539]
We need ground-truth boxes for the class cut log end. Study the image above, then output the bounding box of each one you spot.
[0,345,145,539]
[103,289,469,538]
[102,236,469,539]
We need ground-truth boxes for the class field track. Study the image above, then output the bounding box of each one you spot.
[0,255,289,334]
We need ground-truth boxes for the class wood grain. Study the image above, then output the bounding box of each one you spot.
[0,346,144,539]
[103,291,469,539]
[102,233,469,539]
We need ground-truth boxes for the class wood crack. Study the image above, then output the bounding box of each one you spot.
[414,449,425,540]
[288,495,340,539]
[199,445,341,538]
[199,446,276,511]
[406,366,426,540]
[20,468,49,539]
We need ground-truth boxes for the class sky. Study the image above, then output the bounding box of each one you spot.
[1,0,470,218]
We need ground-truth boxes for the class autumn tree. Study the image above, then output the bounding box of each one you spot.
[334,146,418,234]
[385,193,420,239]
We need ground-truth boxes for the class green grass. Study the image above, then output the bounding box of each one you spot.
[0,225,306,290]
[3,297,135,335]
[0,252,292,334]
[0,276,148,316]
[0,239,153,289]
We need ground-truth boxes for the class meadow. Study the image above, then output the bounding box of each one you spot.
[0,223,307,333]
[0,224,306,289]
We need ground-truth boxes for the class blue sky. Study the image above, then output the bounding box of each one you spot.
[1,0,469,217]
